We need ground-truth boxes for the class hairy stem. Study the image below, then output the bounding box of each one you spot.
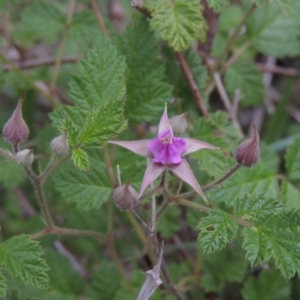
[91,0,110,38]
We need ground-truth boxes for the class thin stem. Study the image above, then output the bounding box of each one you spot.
[126,211,148,247]
[0,52,57,107]
[1,56,80,71]
[91,0,110,38]
[139,184,163,201]
[215,3,257,69]
[156,200,169,220]
[51,0,76,90]
[213,72,243,137]
[131,0,152,18]
[256,64,299,77]
[176,52,208,118]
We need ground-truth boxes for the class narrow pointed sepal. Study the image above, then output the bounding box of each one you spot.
[109,140,151,158]
[158,105,173,136]
[169,159,209,204]
[183,138,218,156]
[139,161,167,197]
[169,113,188,134]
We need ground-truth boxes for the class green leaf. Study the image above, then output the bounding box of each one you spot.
[242,269,291,300]
[201,248,247,292]
[224,63,265,107]
[117,17,172,124]
[157,206,181,237]
[52,150,111,212]
[51,34,126,128]
[207,164,279,207]
[207,0,230,12]
[59,118,79,148]
[71,148,89,171]
[0,270,6,298]
[0,235,49,290]
[147,0,205,51]
[234,194,285,222]
[247,0,300,57]
[281,181,300,210]
[92,262,121,300]
[80,100,126,145]
[285,137,300,180]
[242,210,300,278]
[198,209,238,255]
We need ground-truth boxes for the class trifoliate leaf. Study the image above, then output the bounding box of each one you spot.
[285,137,300,181]
[242,269,291,300]
[51,33,126,128]
[0,235,49,290]
[224,63,265,107]
[242,210,300,278]
[234,194,285,222]
[0,271,6,298]
[146,0,205,51]
[198,209,238,255]
[117,17,172,124]
[80,100,126,145]
[208,164,279,207]
[246,0,300,57]
[207,0,230,12]
[52,150,111,212]
[281,181,300,210]
[71,148,89,171]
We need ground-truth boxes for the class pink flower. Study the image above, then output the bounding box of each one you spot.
[110,107,218,202]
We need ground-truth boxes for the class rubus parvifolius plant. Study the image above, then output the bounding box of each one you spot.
[0,0,300,299]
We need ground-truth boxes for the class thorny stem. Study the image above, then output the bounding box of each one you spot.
[176,52,208,118]
[51,0,76,91]
[214,3,257,70]
[0,52,57,107]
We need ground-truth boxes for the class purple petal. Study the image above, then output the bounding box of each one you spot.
[170,113,188,134]
[140,161,167,196]
[167,137,186,164]
[158,106,173,136]
[169,159,206,201]
[183,138,218,156]
[109,140,151,157]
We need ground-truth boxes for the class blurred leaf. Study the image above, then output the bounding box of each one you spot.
[117,17,172,124]
[224,63,265,107]
[0,271,6,298]
[198,209,238,255]
[0,235,49,290]
[281,181,300,210]
[285,137,300,181]
[71,148,89,171]
[157,206,181,237]
[52,150,111,212]
[247,0,300,57]
[207,0,230,12]
[147,0,205,51]
[242,270,291,300]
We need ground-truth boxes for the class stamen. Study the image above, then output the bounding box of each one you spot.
[160,134,172,145]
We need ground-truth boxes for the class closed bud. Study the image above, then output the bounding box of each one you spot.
[16,149,34,167]
[50,131,69,155]
[113,183,139,210]
[235,124,260,167]
[3,93,29,146]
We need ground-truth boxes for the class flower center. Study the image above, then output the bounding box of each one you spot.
[160,134,172,145]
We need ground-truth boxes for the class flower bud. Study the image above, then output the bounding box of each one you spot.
[50,131,69,155]
[113,183,139,210]
[235,124,260,167]
[15,149,34,167]
[2,93,29,146]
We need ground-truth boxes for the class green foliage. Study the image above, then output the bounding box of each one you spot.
[0,271,6,298]
[225,63,265,107]
[198,209,238,255]
[146,0,205,51]
[201,248,247,292]
[92,262,121,300]
[281,181,300,210]
[247,0,300,57]
[116,17,172,124]
[80,100,126,145]
[0,235,49,292]
[285,137,300,181]
[235,194,300,278]
[59,118,79,148]
[52,150,111,211]
[207,0,230,12]
[157,206,181,237]
[71,148,89,171]
[242,270,291,300]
